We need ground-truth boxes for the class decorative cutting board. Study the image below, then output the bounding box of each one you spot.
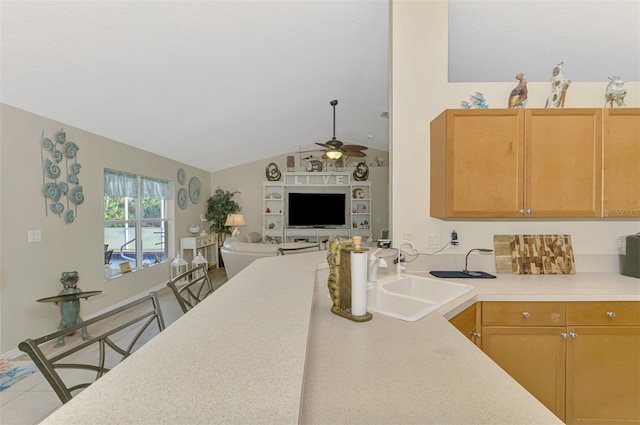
[494,234,576,274]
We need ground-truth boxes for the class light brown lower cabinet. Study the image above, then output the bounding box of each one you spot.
[450,301,640,425]
[482,325,567,420]
[565,302,640,424]
[448,303,481,347]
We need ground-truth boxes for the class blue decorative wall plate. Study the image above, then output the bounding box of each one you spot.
[177,188,188,210]
[177,168,186,185]
[189,177,201,204]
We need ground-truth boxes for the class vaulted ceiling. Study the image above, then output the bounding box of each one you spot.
[1,1,390,172]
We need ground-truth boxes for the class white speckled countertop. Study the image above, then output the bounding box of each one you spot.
[41,251,639,425]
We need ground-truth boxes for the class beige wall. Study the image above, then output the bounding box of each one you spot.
[210,150,390,242]
[0,104,211,354]
[390,1,639,266]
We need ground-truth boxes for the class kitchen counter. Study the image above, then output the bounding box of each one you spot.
[41,251,639,425]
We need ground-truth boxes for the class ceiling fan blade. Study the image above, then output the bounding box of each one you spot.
[315,142,331,149]
[344,151,367,158]
[343,144,368,151]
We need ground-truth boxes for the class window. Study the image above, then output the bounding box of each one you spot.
[104,170,170,276]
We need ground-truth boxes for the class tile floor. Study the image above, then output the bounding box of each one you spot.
[0,268,228,425]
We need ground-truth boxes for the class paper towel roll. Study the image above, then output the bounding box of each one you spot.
[350,251,367,316]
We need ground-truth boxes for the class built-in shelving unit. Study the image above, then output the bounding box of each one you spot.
[263,182,284,243]
[262,172,372,244]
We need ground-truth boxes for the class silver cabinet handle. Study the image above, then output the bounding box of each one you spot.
[569,332,578,339]
[561,332,569,340]
[606,311,616,318]
[519,209,525,215]
[526,209,533,215]
[522,311,531,318]
[471,332,481,338]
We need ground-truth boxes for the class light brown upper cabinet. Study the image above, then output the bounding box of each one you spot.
[603,108,640,218]
[431,108,603,218]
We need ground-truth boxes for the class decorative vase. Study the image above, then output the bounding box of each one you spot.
[189,223,201,234]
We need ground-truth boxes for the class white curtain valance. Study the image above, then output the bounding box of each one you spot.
[104,170,138,198]
[142,177,171,200]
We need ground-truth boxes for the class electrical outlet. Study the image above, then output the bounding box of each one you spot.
[450,230,459,247]
[402,232,413,242]
[427,234,441,248]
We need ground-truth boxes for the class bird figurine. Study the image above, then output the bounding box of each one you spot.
[470,92,488,109]
[508,73,528,108]
[605,75,627,108]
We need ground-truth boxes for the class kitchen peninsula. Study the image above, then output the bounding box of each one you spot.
[41,251,639,425]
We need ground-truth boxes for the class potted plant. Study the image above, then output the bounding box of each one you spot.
[205,187,241,240]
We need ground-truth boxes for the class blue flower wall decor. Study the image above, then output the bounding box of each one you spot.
[40,129,83,224]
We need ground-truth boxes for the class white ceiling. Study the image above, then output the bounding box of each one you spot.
[1,0,390,172]
[448,0,640,83]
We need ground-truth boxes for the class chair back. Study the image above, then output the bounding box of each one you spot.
[104,249,113,264]
[166,264,214,313]
[18,292,165,404]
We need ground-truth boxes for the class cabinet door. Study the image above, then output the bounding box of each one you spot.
[566,326,640,425]
[449,303,481,346]
[482,326,566,421]
[430,109,525,217]
[603,108,640,218]
[525,109,602,217]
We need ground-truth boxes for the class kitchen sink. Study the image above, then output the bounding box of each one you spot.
[366,275,474,321]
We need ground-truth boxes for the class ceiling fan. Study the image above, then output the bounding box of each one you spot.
[315,100,367,160]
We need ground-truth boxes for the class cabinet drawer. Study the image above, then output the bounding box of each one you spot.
[482,302,565,326]
[567,301,640,326]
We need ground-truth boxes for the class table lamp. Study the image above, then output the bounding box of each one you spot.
[225,214,245,238]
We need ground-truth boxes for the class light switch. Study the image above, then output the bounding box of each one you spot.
[28,229,41,243]
[427,234,441,248]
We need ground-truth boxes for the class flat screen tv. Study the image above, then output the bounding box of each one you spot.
[287,193,346,227]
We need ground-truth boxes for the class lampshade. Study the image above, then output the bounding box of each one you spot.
[225,214,245,237]
[325,149,343,160]
[225,214,245,227]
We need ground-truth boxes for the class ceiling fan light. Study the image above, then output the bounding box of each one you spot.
[325,149,342,160]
